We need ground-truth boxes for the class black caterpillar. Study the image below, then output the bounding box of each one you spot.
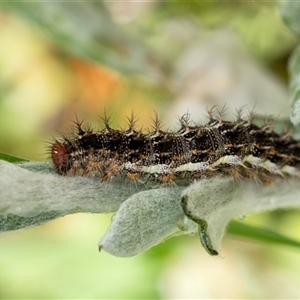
[50,109,300,184]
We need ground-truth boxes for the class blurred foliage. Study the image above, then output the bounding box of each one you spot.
[281,1,300,37]
[280,2,300,129]
[1,1,300,299]
[153,1,296,62]
[0,2,168,81]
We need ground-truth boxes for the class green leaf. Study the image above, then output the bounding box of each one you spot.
[0,152,29,163]
[228,220,300,249]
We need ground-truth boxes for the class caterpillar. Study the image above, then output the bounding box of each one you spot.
[50,109,300,185]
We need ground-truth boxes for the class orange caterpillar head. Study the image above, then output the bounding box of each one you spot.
[51,140,72,175]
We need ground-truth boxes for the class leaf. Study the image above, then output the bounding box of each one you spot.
[287,45,300,127]
[181,175,300,256]
[0,152,29,163]
[228,220,300,249]
[0,160,151,230]
[280,2,300,128]
[280,2,300,37]
[99,187,197,257]
[100,173,300,257]
[2,159,300,257]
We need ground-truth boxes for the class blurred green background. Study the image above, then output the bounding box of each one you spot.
[1,2,300,298]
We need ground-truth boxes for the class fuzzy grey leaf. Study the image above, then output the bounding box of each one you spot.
[2,160,300,257]
[99,188,183,256]
[182,175,300,256]
[0,160,149,230]
[288,46,300,127]
[99,186,196,257]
